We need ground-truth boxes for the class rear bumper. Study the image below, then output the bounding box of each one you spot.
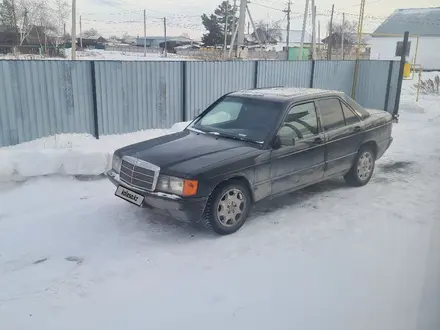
[377,137,393,160]
[107,170,207,224]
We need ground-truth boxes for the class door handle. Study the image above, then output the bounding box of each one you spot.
[353,126,362,133]
[312,137,324,144]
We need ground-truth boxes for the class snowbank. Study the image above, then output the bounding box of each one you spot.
[0,127,185,181]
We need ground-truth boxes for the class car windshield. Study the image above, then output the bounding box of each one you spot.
[191,96,283,143]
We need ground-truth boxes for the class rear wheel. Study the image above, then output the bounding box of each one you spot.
[344,146,376,187]
[201,182,252,235]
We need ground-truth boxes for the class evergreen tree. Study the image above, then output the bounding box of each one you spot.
[201,1,237,46]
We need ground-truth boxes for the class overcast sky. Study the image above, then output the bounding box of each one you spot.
[75,0,439,39]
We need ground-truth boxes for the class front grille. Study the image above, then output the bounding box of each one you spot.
[119,157,159,191]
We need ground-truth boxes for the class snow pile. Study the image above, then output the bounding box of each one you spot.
[0,127,186,181]
[0,53,66,60]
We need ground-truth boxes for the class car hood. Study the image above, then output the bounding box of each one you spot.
[116,130,259,176]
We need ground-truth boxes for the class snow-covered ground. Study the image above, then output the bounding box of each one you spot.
[0,49,192,61]
[0,76,439,330]
[68,49,191,61]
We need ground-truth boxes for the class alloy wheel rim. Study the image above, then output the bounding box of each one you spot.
[216,188,246,227]
[357,151,373,181]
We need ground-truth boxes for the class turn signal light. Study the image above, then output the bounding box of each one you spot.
[183,180,198,197]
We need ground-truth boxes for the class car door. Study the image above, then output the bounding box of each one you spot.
[315,97,365,177]
[270,101,326,196]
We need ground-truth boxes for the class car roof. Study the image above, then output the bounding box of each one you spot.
[229,87,344,103]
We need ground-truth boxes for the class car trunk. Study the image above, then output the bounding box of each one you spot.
[363,109,393,130]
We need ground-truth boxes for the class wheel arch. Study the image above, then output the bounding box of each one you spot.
[360,140,378,157]
[209,175,255,203]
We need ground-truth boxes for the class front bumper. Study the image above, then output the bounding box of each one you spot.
[107,170,207,224]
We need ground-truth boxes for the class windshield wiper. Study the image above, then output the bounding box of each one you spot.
[206,131,263,145]
[187,127,207,134]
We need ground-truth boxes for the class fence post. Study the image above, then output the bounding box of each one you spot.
[384,61,394,112]
[254,61,259,88]
[182,61,187,121]
[309,60,315,88]
[90,61,99,139]
[394,31,409,117]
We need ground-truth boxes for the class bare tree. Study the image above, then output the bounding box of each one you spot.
[82,28,99,38]
[15,0,57,46]
[32,1,57,47]
[15,0,35,45]
[252,20,283,45]
[332,20,358,45]
[53,0,69,45]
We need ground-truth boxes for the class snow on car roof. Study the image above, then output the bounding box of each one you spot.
[230,87,338,101]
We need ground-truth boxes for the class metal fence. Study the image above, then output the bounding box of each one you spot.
[0,59,401,147]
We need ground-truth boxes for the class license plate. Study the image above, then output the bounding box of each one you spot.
[115,186,144,206]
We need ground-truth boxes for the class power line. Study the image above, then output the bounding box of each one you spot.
[248,1,284,12]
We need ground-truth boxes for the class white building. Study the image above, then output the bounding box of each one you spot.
[370,7,440,70]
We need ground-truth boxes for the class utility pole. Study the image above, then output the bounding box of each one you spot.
[311,2,316,60]
[246,6,265,59]
[71,0,76,60]
[163,17,167,58]
[143,9,147,57]
[355,0,366,60]
[231,0,237,54]
[342,12,345,59]
[351,0,366,99]
[236,0,247,58]
[284,0,291,58]
[318,20,321,58]
[228,20,239,58]
[224,0,229,58]
[328,4,334,60]
[299,0,309,60]
[79,15,83,48]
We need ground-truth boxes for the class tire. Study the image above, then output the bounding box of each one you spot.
[344,146,376,187]
[201,181,252,235]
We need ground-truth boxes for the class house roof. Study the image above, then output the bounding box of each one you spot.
[322,32,371,44]
[373,7,440,37]
[136,36,193,42]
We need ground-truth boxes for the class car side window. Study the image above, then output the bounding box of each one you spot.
[277,102,318,146]
[200,100,242,126]
[340,101,360,126]
[316,98,345,131]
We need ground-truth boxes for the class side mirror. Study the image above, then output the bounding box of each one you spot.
[272,136,281,150]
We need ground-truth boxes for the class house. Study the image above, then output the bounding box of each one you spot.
[0,26,18,45]
[0,25,58,54]
[244,29,316,52]
[135,36,194,48]
[78,36,107,48]
[370,7,440,70]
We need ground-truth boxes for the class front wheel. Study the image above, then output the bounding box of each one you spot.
[344,147,376,187]
[201,182,252,235]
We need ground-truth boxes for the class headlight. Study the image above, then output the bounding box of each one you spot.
[112,154,122,173]
[157,175,198,197]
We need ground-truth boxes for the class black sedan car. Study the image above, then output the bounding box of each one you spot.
[107,88,394,235]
